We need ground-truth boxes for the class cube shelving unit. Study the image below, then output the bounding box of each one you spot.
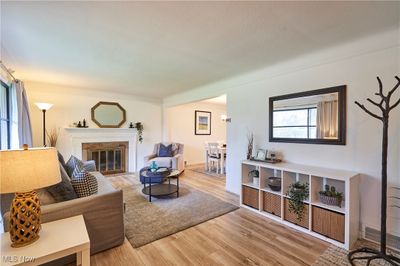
[241,160,360,250]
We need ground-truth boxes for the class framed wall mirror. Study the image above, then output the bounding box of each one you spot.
[91,101,127,128]
[269,85,346,145]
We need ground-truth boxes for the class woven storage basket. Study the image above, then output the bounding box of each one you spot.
[319,194,342,207]
[263,192,281,217]
[284,198,309,229]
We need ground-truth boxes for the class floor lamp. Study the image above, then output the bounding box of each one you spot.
[35,103,53,147]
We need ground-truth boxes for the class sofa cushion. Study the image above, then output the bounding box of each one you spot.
[71,165,98,198]
[90,171,116,194]
[149,157,172,168]
[66,155,84,177]
[46,164,78,202]
[158,143,173,157]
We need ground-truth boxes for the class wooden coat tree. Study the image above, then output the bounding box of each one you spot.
[348,76,400,266]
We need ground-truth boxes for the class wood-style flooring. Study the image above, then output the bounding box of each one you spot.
[90,165,330,266]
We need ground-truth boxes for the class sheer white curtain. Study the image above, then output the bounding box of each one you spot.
[316,100,338,139]
[10,80,33,148]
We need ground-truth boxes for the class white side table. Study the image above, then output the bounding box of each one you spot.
[1,215,90,266]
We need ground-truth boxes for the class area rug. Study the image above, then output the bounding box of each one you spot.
[123,184,238,248]
[313,241,400,266]
[190,167,225,179]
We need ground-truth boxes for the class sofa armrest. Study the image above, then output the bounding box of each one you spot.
[3,190,124,255]
[83,160,97,172]
[172,154,185,172]
[144,153,157,165]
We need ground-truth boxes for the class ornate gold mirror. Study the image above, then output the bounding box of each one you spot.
[91,101,126,128]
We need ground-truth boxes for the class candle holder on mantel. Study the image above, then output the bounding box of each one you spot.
[74,120,88,128]
[348,76,400,266]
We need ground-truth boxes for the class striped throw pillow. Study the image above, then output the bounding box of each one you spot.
[65,155,84,177]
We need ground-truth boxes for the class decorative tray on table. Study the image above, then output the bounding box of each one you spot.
[249,157,282,164]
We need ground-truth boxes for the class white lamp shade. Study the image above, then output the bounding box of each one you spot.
[0,147,61,193]
[35,102,53,111]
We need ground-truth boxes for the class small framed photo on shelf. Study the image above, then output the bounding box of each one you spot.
[255,149,266,160]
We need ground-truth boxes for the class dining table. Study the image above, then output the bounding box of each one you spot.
[204,145,227,174]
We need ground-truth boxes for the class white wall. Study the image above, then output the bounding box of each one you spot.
[163,29,400,236]
[25,82,162,171]
[164,101,226,165]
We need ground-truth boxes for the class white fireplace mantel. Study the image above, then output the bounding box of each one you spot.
[63,128,138,172]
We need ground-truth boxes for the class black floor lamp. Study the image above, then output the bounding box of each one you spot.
[35,102,53,147]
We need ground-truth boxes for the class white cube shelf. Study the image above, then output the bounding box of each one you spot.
[241,160,360,250]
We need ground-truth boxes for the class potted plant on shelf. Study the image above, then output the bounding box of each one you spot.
[248,169,259,185]
[319,185,343,207]
[287,182,309,221]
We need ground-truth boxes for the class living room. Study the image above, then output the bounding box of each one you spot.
[1,1,399,266]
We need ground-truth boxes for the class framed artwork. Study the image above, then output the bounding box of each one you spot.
[195,110,211,135]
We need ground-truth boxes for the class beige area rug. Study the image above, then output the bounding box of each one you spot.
[313,240,400,266]
[123,184,238,248]
[190,167,226,179]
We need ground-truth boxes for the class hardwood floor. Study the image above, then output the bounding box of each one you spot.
[91,166,329,266]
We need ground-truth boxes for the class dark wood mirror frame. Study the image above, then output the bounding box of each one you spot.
[91,101,127,128]
[269,85,347,145]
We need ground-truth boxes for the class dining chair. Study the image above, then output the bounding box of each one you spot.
[207,142,222,173]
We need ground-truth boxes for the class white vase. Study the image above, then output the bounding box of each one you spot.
[253,177,259,186]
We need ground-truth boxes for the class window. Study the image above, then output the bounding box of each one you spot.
[273,107,317,139]
[0,80,10,149]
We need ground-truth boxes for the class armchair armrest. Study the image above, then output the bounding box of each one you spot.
[144,153,157,165]
[172,154,184,172]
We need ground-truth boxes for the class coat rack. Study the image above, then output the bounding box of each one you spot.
[348,76,400,266]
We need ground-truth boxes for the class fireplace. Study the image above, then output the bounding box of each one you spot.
[82,142,128,175]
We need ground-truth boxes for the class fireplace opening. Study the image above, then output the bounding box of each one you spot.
[82,142,128,175]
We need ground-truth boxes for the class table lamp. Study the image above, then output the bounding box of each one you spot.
[0,145,61,248]
[35,102,53,147]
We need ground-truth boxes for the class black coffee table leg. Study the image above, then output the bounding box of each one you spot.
[149,183,152,202]
[177,176,179,198]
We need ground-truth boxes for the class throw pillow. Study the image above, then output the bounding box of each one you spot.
[71,165,98,198]
[65,155,84,177]
[158,143,173,157]
[57,151,68,172]
[46,164,78,202]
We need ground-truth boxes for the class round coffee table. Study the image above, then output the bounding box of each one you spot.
[141,169,181,202]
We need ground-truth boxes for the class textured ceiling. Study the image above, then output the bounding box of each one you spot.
[1,1,399,98]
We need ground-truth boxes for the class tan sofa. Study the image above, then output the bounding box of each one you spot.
[1,172,124,265]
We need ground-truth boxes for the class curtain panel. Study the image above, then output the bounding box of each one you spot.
[10,80,33,148]
[316,100,338,139]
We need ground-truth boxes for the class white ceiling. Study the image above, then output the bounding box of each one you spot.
[1,1,399,99]
[201,94,227,105]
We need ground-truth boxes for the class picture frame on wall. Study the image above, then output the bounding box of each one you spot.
[195,110,211,135]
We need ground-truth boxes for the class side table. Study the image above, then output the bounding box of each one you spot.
[1,215,90,266]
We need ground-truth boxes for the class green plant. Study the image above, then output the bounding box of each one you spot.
[287,182,309,221]
[319,185,343,199]
[135,122,144,143]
